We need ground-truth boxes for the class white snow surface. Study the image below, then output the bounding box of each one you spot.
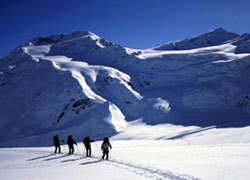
[1,138,250,180]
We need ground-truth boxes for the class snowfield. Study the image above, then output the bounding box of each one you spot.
[1,139,250,180]
[1,123,250,180]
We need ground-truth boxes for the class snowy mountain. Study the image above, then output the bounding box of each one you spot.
[151,28,240,50]
[1,28,250,147]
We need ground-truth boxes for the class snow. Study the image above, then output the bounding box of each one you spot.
[151,28,239,51]
[1,28,250,138]
[106,103,127,132]
[1,28,250,179]
[2,121,250,180]
[8,65,16,70]
[22,45,51,57]
[1,139,250,180]
[153,97,171,113]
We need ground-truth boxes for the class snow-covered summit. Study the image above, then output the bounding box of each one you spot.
[151,28,240,50]
[26,30,99,46]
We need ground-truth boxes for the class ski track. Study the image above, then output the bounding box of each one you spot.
[106,158,199,180]
[0,148,200,180]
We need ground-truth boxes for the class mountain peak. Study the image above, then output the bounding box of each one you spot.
[26,30,99,46]
[151,28,240,51]
[211,27,226,32]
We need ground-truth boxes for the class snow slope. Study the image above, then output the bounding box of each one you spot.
[1,139,250,180]
[0,28,250,147]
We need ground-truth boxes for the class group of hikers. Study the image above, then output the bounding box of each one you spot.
[53,135,112,160]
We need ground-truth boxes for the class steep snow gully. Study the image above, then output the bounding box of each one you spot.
[1,28,250,147]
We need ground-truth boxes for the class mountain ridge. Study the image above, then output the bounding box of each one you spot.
[151,28,240,51]
[0,28,250,147]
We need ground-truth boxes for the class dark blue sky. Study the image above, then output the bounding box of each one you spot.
[1,0,250,57]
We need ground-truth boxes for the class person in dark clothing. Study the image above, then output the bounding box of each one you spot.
[101,137,112,160]
[53,135,63,153]
[83,136,94,157]
[67,135,77,155]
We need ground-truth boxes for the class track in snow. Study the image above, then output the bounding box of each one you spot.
[1,148,200,180]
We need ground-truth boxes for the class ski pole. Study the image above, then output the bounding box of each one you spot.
[94,142,102,154]
[62,144,66,153]
[93,142,102,159]
[76,145,80,156]
[109,149,112,160]
[83,146,85,157]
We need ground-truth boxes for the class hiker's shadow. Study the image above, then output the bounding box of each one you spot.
[43,154,69,161]
[80,159,102,166]
[27,154,55,161]
[61,157,85,163]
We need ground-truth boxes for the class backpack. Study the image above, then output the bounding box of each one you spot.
[53,136,56,144]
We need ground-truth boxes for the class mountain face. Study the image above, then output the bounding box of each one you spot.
[1,28,250,147]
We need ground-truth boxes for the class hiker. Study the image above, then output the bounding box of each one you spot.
[101,137,112,160]
[83,136,94,157]
[53,135,63,153]
[67,135,77,155]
